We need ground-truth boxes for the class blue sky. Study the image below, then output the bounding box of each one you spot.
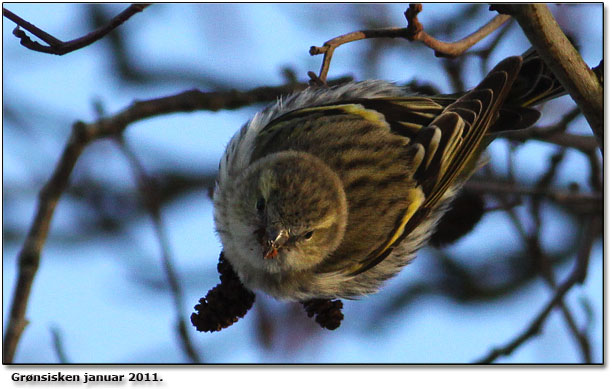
[2,3,603,365]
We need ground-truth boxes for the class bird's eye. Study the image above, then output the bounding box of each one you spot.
[256,197,266,212]
[304,230,314,240]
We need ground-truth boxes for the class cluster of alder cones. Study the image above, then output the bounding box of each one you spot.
[190,253,344,332]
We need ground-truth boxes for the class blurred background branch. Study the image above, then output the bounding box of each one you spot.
[2,3,602,363]
[2,4,150,55]
[115,135,202,363]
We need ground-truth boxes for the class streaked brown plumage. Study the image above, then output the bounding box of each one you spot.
[213,50,564,301]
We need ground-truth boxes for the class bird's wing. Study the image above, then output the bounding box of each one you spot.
[344,56,524,276]
[242,57,525,277]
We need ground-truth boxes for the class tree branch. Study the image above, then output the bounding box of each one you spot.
[475,216,599,363]
[499,107,599,154]
[405,4,511,58]
[493,4,603,152]
[115,137,202,363]
[3,4,150,55]
[3,121,93,363]
[464,180,602,214]
[50,326,70,363]
[527,157,593,363]
[309,4,511,82]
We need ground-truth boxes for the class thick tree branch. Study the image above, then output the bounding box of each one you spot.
[3,122,93,363]
[3,4,150,55]
[493,4,603,152]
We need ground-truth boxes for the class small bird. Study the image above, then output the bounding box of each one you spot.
[213,50,564,301]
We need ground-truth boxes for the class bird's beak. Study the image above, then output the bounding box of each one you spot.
[263,228,290,259]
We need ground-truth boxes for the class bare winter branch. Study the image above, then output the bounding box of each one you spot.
[3,121,93,363]
[493,4,603,152]
[116,138,202,363]
[476,216,599,363]
[465,180,602,215]
[3,4,150,55]
[309,3,510,82]
[499,108,599,154]
[405,4,511,58]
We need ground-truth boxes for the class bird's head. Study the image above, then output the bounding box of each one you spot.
[219,151,348,274]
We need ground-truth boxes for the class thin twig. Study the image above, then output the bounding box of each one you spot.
[405,4,511,58]
[493,4,603,152]
[527,151,592,363]
[309,4,510,82]
[557,301,593,362]
[471,18,516,74]
[91,77,352,125]
[481,153,585,362]
[530,151,566,233]
[50,326,70,363]
[475,216,598,363]
[500,108,597,154]
[3,4,150,55]
[503,131,598,154]
[442,57,467,93]
[115,137,201,363]
[488,145,526,242]
[465,180,602,214]
[484,199,522,213]
[586,150,603,192]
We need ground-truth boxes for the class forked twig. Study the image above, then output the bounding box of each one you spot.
[476,216,599,363]
[528,153,592,363]
[405,5,511,58]
[309,4,510,82]
[3,4,150,55]
[115,137,202,363]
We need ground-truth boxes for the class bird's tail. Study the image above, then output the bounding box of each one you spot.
[507,48,566,107]
[490,49,567,133]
